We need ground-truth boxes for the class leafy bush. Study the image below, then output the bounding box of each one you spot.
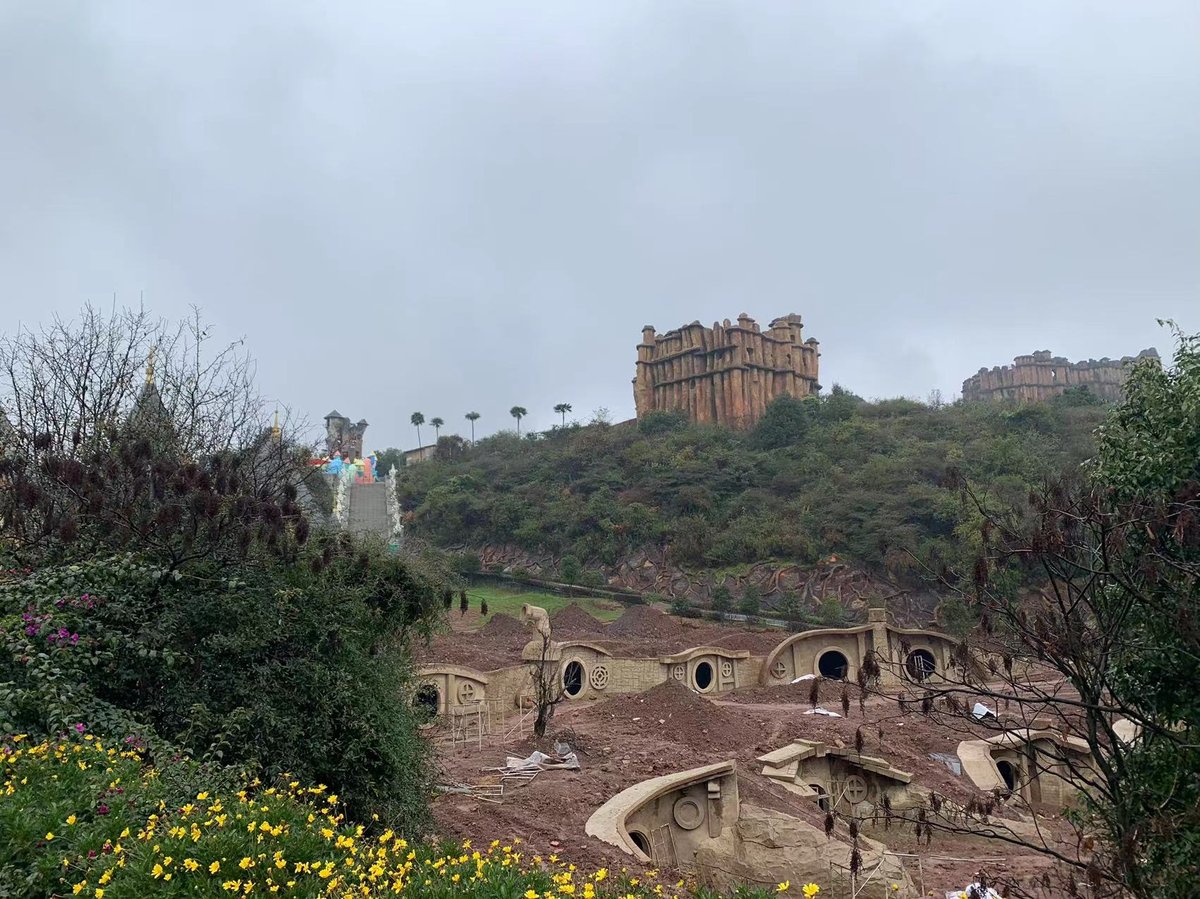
[669,596,700,619]
[737,585,761,617]
[1,735,796,899]
[0,543,443,830]
[558,555,582,584]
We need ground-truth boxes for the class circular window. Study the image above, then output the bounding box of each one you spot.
[844,775,869,805]
[818,650,849,680]
[671,664,685,681]
[589,665,609,691]
[563,660,585,697]
[770,660,788,680]
[457,680,479,703]
[720,660,733,678]
[628,830,651,857]
[694,660,714,692]
[672,796,705,830]
[414,684,439,722]
[905,649,937,682]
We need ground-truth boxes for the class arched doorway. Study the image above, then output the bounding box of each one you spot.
[628,830,651,857]
[818,650,849,680]
[414,684,440,722]
[905,649,937,682]
[996,759,1019,793]
[563,660,584,697]
[694,660,714,692]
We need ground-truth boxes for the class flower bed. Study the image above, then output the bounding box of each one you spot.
[1,734,813,899]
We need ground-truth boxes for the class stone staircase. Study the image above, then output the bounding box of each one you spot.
[345,480,391,538]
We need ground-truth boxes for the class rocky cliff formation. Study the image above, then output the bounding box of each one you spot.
[962,348,1158,403]
[634,314,820,428]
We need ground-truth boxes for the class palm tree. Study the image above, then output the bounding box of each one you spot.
[510,405,527,436]
[410,412,425,448]
[553,402,573,427]
[430,417,444,441]
[465,411,480,443]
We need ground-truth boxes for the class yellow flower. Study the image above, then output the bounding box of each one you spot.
[239,857,253,870]
[777,882,790,893]
[72,883,86,895]
[95,891,104,899]
[66,814,77,825]
[151,864,164,879]
[802,884,820,899]
[185,859,200,871]
[210,861,221,874]
[526,891,540,898]
[46,832,55,841]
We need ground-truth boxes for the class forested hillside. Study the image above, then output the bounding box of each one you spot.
[394,387,1109,596]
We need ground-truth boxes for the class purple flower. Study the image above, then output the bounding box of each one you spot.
[25,625,37,636]
[96,804,109,816]
[74,722,86,733]
[70,633,79,645]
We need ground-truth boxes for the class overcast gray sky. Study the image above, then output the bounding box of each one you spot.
[2,1,1197,448]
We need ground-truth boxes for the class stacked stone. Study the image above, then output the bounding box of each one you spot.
[961,348,1159,404]
[633,313,820,428]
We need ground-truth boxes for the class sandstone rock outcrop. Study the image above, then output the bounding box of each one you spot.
[634,314,820,428]
[961,349,1158,404]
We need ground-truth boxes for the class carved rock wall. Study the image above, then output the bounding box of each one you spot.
[633,313,820,428]
[468,543,942,627]
[962,348,1158,403]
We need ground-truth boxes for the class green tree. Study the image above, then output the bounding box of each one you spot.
[430,417,444,440]
[558,554,582,584]
[510,405,527,436]
[738,584,761,617]
[554,403,573,427]
[710,584,733,619]
[465,410,481,442]
[919,329,1199,898]
[410,411,425,448]
[374,447,404,478]
[752,395,813,449]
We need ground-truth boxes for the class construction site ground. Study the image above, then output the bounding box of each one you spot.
[426,604,1075,895]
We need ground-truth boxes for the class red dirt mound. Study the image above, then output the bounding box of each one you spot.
[549,603,608,636]
[571,680,761,750]
[606,604,685,639]
[481,613,527,637]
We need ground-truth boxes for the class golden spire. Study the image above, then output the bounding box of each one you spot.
[271,409,281,439]
[145,346,157,385]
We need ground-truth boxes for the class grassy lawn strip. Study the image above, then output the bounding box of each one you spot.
[464,586,625,622]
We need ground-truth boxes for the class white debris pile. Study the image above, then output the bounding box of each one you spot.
[804,707,842,718]
[486,742,581,785]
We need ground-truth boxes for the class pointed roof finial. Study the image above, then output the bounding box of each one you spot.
[145,345,157,385]
[271,409,281,439]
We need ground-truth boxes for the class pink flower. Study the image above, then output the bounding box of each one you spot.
[74,722,86,733]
